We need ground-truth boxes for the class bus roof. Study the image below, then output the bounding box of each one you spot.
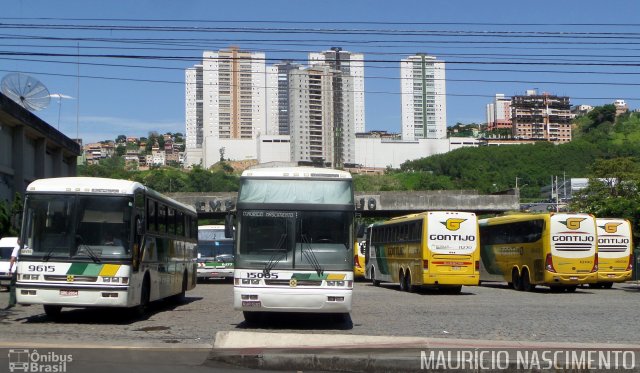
[241,166,351,179]
[198,225,225,230]
[27,177,144,194]
[478,212,594,225]
[26,177,196,214]
[387,211,476,222]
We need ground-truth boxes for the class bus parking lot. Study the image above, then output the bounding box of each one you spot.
[1,280,639,347]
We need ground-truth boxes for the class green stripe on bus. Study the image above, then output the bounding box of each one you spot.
[67,263,88,275]
[83,264,103,276]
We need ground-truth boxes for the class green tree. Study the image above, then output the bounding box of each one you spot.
[569,157,640,240]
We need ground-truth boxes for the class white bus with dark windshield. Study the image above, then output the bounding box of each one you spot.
[16,177,198,317]
[227,166,356,323]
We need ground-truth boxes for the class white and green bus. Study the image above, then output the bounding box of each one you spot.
[197,225,234,281]
[227,166,356,322]
[16,177,198,317]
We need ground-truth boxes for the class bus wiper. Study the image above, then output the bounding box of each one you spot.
[43,247,57,262]
[263,233,287,276]
[300,233,324,277]
[76,237,101,263]
[78,244,101,263]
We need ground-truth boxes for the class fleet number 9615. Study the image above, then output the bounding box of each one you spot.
[28,265,55,272]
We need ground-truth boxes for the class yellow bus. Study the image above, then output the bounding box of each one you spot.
[354,237,366,279]
[478,213,598,292]
[365,211,479,294]
[593,218,633,288]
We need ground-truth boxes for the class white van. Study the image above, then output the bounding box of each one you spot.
[0,237,18,288]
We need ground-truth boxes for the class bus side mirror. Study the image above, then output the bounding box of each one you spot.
[356,223,365,238]
[225,214,234,239]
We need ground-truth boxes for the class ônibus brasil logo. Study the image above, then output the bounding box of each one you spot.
[559,217,586,230]
[600,222,622,234]
[442,218,466,231]
[8,349,72,372]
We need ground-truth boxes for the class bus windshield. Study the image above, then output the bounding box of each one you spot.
[238,179,353,205]
[198,228,234,260]
[236,210,352,271]
[22,194,133,260]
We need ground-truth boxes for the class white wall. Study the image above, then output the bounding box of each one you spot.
[355,137,479,169]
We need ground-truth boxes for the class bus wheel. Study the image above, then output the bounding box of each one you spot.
[175,271,188,303]
[511,268,522,291]
[549,285,563,293]
[133,275,151,317]
[398,270,406,291]
[371,268,381,287]
[521,269,536,292]
[405,271,414,293]
[602,282,614,289]
[565,286,577,293]
[43,305,62,319]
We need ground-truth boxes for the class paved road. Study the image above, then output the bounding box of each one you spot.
[1,280,640,347]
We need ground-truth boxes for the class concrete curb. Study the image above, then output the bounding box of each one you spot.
[208,331,640,372]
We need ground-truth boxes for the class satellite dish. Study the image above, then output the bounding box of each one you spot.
[1,72,51,111]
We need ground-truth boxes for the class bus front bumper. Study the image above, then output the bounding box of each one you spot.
[15,282,131,307]
[197,268,234,279]
[234,286,352,313]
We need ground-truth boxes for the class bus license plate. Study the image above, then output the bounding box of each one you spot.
[607,274,616,278]
[451,266,461,270]
[242,301,261,308]
[60,290,78,296]
[569,277,578,281]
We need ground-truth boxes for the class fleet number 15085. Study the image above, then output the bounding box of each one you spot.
[246,272,279,279]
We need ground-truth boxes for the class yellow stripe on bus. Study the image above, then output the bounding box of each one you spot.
[326,273,346,280]
[99,264,121,277]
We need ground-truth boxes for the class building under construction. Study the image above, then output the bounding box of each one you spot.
[511,90,572,143]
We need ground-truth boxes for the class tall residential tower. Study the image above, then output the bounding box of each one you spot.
[185,47,266,166]
[400,54,447,140]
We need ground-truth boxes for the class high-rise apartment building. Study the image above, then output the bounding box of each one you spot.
[185,48,266,166]
[400,54,447,140]
[266,61,302,135]
[511,90,572,143]
[288,64,355,168]
[185,64,203,165]
[309,48,365,134]
[486,94,512,131]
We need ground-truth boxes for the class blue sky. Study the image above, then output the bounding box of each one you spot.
[1,0,639,143]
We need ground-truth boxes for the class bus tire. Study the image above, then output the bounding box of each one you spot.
[602,282,613,289]
[405,271,414,293]
[565,285,577,293]
[133,274,151,317]
[511,268,522,291]
[43,305,62,319]
[176,271,188,302]
[521,269,536,292]
[371,268,381,287]
[549,285,563,293]
[399,270,406,291]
